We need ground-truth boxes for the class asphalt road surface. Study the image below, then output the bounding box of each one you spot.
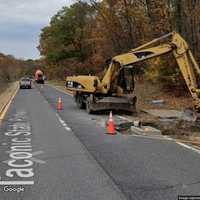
[0,84,200,200]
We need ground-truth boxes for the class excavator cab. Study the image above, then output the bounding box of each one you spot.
[117,65,135,93]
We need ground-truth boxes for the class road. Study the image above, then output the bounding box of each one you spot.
[0,84,200,200]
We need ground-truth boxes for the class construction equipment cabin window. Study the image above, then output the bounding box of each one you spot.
[117,66,135,92]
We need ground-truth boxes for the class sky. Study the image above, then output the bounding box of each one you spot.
[0,0,73,59]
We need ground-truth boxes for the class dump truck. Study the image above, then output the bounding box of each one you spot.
[35,69,44,84]
[66,32,200,114]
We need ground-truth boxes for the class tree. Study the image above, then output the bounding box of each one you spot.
[146,0,171,37]
[172,0,200,62]
[39,1,96,78]
[0,53,37,83]
[38,0,200,93]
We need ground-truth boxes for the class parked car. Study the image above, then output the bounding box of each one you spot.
[19,77,32,89]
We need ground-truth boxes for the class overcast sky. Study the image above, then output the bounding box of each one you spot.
[0,0,73,59]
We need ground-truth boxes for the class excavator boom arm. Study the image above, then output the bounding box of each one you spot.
[101,31,200,110]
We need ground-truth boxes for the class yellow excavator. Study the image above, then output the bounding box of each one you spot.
[66,31,200,114]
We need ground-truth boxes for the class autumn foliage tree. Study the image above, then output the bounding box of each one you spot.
[39,2,97,79]
[39,0,200,92]
[0,53,41,87]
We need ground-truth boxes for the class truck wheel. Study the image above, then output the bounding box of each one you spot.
[86,98,93,114]
[76,94,84,109]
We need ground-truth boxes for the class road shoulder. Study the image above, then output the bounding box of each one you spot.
[0,82,19,120]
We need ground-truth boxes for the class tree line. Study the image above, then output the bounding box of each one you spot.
[0,53,42,85]
[39,0,200,90]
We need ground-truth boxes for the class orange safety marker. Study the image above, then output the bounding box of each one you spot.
[107,111,116,135]
[57,96,63,110]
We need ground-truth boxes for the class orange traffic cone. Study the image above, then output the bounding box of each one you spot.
[107,111,116,135]
[57,96,63,110]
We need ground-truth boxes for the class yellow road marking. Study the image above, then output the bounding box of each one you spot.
[0,84,19,120]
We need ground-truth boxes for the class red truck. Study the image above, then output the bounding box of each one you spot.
[35,70,44,84]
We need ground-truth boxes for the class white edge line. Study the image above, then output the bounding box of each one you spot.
[176,142,200,155]
[0,181,34,185]
[47,84,73,97]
